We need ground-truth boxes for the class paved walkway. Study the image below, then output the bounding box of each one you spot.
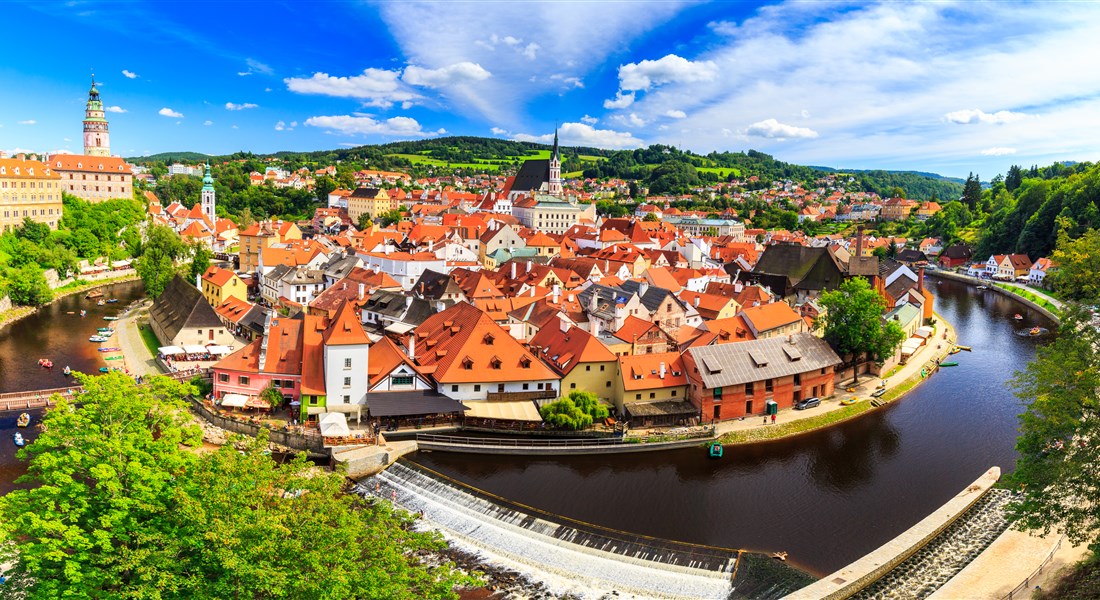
[714,315,956,437]
[1000,280,1064,310]
[930,529,1088,599]
[115,300,163,378]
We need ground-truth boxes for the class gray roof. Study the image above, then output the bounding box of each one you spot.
[687,333,841,388]
[367,390,467,417]
[149,275,222,342]
[510,159,550,193]
[323,253,361,280]
[618,280,678,313]
[413,269,463,300]
[577,283,634,320]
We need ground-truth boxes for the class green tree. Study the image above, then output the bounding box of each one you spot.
[643,212,660,222]
[135,224,184,298]
[377,208,405,227]
[7,263,53,306]
[1048,229,1100,301]
[816,277,906,383]
[15,217,50,245]
[540,397,593,430]
[237,206,256,229]
[186,241,212,283]
[568,390,609,421]
[260,381,284,410]
[962,172,983,211]
[357,213,374,230]
[1005,305,1100,553]
[1005,165,1024,192]
[0,373,477,599]
[314,174,338,203]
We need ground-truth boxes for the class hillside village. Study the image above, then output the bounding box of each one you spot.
[140,133,1024,441]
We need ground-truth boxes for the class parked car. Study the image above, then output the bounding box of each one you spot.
[795,397,821,410]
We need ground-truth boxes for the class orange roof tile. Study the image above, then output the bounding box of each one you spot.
[202,265,237,288]
[619,352,687,391]
[322,302,370,346]
[740,302,801,333]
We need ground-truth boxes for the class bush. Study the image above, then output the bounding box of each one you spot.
[539,391,610,430]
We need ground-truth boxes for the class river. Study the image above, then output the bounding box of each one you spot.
[410,279,1054,577]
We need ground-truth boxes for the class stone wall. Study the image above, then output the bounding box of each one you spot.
[927,271,1060,324]
[187,396,325,454]
[0,295,11,313]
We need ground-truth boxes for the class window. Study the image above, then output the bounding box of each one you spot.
[600,365,605,371]
[649,392,656,399]
[343,395,350,403]
[238,376,250,386]
[474,384,481,392]
[522,383,529,390]
[570,382,577,389]
[745,382,754,395]
[636,393,642,400]
[198,330,203,335]
[671,390,677,397]
[343,377,351,388]
[586,365,591,372]
[272,379,282,388]
[606,381,611,387]
[794,373,801,385]
[391,375,414,386]
[344,357,352,369]
[765,379,773,392]
[218,373,229,383]
[452,385,459,392]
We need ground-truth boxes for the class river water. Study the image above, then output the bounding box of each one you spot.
[411,279,1054,577]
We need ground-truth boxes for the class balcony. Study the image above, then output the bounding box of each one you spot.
[486,389,557,402]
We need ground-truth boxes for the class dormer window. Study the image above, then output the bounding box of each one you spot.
[483,333,494,345]
[520,356,532,368]
[462,357,474,370]
[490,356,502,369]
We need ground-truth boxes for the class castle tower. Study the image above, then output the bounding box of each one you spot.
[201,163,216,222]
[83,77,110,157]
[548,128,562,196]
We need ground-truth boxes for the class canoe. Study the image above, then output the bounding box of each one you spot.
[104,356,124,361]
[103,316,119,321]
[707,441,723,459]
[97,347,121,352]
[840,397,858,406]
[940,361,959,367]
[17,413,30,427]
[956,345,972,351]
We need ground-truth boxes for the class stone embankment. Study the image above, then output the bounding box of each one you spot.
[927,270,1060,323]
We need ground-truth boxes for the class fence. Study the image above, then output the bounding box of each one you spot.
[418,426,715,449]
[1001,536,1064,600]
[187,396,325,454]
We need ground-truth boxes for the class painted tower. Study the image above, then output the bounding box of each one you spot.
[83,77,110,157]
[201,163,216,222]
[548,129,562,196]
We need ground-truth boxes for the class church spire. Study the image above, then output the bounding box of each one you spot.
[83,75,110,157]
[548,127,562,197]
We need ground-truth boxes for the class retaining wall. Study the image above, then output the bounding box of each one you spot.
[928,271,1060,324]
[416,435,714,455]
[333,441,418,477]
[784,466,1001,600]
[187,397,325,454]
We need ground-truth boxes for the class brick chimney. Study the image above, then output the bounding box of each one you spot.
[855,225,865,258]
[918,267,925,293]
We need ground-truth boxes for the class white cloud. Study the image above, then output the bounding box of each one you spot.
[121,69,139,79]
[944,108,1028,125]
[981,147,1017,156]
[304,114,432,137]
[490,127,508,135]
[522,43,540,60]
[105,106,127,113]
[17,120,36,125]
[225,102,259,111]
[665,109,687,119]
[617,54,719,92]
[550,74,584,89]
[580,114,598,125]
[626,113,647,127]
[284,68,419,108]
[513,122,643,149]
[745,118,819,139]
[275,121,287,131]
[203,120,213,126]
[401,62,491,88]
[158,107,184,118]
[604,91,635,109]
[801,109,811,118]
[240,58,273,76]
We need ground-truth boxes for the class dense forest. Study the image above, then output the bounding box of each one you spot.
[130,137,963,203]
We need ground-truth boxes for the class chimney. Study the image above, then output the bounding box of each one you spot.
[735,280,744,293]
[358,282,365,299]
[196,272,202,290]
[592,318,600,338]
[552,284,560,304]
[856,225,864,258]
[918,267,925,293]
[408,335,415,360]
[694,295,700,307]
[589,291,598,311]
[560,318,570,334]
[405,295,413,308]
[511,262,516,279]
[659,362,666,379]
[526,261,532,273]
[639,281,649,298]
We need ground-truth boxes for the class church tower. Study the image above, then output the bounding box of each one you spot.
[83,77,110,157]
[548,128,562,196]
[201,163,216,222]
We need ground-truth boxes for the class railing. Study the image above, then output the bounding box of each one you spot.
[1001,535,1064,600]
[417,426,715,448]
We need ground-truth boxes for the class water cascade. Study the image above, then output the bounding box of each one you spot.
[359,461,739,599]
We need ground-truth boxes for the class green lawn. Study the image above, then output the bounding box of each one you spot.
[993,283,1061,315]
[697,166,741,178]
[138,323,160,359]
[718,401,871,445]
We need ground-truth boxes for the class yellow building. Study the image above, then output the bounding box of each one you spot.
[48,154,133,204]
[529,317,618,403]
[200,265,248,307]
[0,156,63,233]
[347,187,395,223]
[238,219,302,273]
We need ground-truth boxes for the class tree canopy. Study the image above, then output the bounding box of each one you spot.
[0,372,477,599]
[816,277,907,382]
[540,391,610,430]
[1048,229,1100,302]
[1006,305,1100,553]
[134,224,185,298]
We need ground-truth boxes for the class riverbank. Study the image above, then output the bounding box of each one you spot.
[715,310,958,446]
[0,273,141,332]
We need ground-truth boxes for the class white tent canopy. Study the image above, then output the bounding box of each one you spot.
[158,346,184,355]
[319,412,351,437]
[463,400,543,422]
[206,345,233,355]
[221,393,248,408]
[182,345,208,354]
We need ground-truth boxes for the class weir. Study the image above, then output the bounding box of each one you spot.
[359,460,811,599]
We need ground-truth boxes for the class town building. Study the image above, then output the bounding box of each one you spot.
[83,77,110,157]
[149,275,237,348]
[512,194,597,235]
[529,316,618,402]
[0,155,63,232]
[684,333,841,422]
[48,153,133,204]
[238,220,302,273]
[615,352,695,426]
[1028,257,1053,287]
[347,187,397,223]
[200,265,248,307]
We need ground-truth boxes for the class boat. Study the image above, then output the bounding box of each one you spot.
[103,316,119,321]
[96,300,106,306]
[85,290,104,299]
[949,347,961,355]
[104,356,124,361]
[871,388,887,398]
[79,310,87,317]
[1014,314,1023,321]
[98,367,110,373]
[38,358,53,368]
[97,347,121,352]
[63,366,71,376]
[956,345,972,352]
[707,441,723,459]
[977,285,988,290]
[1029,327,1042,336]
[17,413,30,428]
[840,397,858,406]
[89,335,110,343]
[940,361,959,367]
[13,433,25,447]
[106,298,119,303]
[771,551,788,561]
[97,329,115,336]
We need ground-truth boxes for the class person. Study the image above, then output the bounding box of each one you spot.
[763,415,767,424]
[771,414,776,424]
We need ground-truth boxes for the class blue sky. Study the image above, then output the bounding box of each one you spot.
[3,1,1100,179]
